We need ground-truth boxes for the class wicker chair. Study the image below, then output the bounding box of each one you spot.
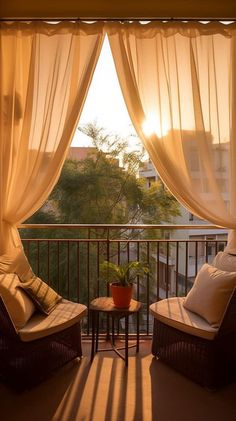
[150,290,236,389]
[0,296,87,390]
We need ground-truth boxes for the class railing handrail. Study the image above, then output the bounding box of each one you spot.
[20,238,228,243]
[19,223,227,230]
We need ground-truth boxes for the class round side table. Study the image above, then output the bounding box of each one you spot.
[90,297,141,366]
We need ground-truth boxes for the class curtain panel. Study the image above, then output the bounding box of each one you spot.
[107,21,236,250]
[0,21,105,254]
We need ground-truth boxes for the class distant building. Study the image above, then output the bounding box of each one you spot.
[68,146,120,167]
[67,146,97,161]
[139,159,158,188]
[139,130,228,297]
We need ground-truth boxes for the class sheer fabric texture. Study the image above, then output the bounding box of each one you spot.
[0,21,104,253]
[107,22,236,249]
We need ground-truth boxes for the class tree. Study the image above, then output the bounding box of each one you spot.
[40,123,180,227]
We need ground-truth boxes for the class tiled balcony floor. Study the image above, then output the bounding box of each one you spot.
[0,339,236,421]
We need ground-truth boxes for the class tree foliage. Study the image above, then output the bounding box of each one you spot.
[26,123,179,227]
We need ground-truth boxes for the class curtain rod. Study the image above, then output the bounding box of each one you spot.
[0,17,236,22]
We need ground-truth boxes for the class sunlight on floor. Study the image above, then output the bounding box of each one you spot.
[1,342,236,421]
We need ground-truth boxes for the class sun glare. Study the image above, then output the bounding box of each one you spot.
[142,116,169,138]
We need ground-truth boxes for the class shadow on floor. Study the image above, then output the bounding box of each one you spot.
[0,341,236,421]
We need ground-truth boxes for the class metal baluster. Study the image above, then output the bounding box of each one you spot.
[185,242,189,296]
[175,242,179,297]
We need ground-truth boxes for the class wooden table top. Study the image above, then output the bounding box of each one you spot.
[90,297,141,313]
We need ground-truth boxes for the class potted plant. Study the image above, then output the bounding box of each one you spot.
[99,260,149,308]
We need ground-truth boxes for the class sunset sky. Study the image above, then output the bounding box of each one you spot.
[71,36,137,147]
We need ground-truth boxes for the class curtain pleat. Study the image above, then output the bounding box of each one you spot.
[0,21,105,254]
[107,21,236,250]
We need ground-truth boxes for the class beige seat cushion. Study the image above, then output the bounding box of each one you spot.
[19,299,87,342]
[183,263,236,328]
[0,273,36,329]
[150,297,218,340]
[0,247,34,281]
[213,251,236,272]
[18,276,62,315]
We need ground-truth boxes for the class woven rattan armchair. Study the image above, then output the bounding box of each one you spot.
[150,291,236,389]
[0,296,87,390]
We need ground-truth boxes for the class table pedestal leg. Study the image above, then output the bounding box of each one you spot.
[95,312,99,352]
[111,316,115,347]
[125,315,129,367]
[90,310,96,362]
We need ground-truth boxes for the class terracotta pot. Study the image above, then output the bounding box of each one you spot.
[110,282,133,308]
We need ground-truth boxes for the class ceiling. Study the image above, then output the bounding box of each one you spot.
[1,0,236,20]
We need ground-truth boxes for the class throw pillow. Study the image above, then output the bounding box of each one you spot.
[183,263,236,328]
[18,276,62,314]
[0,247,34,281]
[212,251,236,272]
[0,273,35,329]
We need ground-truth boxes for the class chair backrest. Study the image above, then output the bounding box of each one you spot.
[218,288,236,336]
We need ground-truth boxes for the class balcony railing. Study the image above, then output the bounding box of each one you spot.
[19,223,227,337]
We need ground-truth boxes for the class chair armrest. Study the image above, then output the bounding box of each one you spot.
[218,288,236,335]
[0,296,19,339]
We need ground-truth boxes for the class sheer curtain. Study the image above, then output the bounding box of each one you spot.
[107,21,236,249]
[0,21,104,254]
